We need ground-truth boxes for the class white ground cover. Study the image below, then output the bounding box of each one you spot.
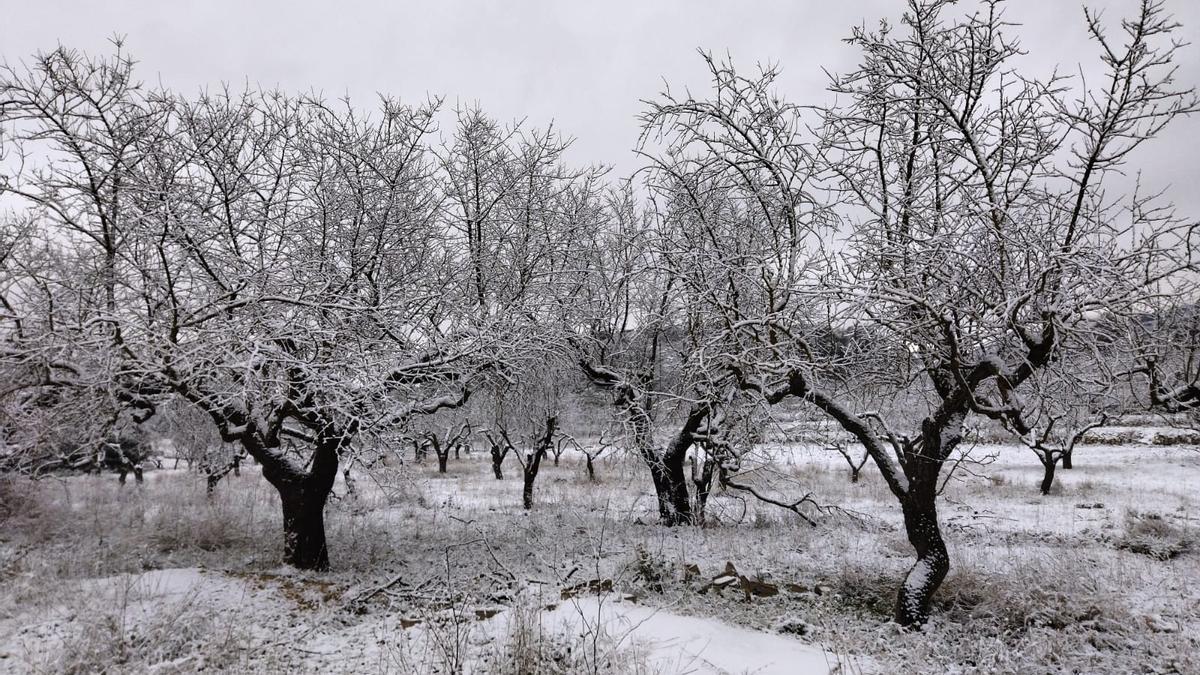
[0,429,1196,673]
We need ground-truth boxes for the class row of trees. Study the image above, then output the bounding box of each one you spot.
[2,0,1197,626]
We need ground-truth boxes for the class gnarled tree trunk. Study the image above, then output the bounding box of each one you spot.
[256,435,342,572]
[895,493,949,626]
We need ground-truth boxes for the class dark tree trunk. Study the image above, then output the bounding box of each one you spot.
[1061,449,1073,470]
[577,360,701,526]
[1040,457,1057,495]
[522,465,536,510]
[850,467,862,483]
[895,493,950,626]
[650,449,692,526]
[691,453,716,525]
[585,454,596,481]
[521,416,557,510]
[491,447,506,479]
[662,462,692,525]
[257,435,342,572]
[232,454,242,476]
[280,487,330,571]
[892,414,961,627]
[428,432,450,473]
[133,465,144,483]
[653,405,708,526]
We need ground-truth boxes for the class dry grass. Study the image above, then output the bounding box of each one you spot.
[1,441,1198,673]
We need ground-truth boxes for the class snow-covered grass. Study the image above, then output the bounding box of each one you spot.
[1,435,1197,673]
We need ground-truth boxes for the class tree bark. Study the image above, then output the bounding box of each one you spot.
[1061,449,1073,470]
[521,416,557,510]
[280,487,330,571]
[522,466,536,510]
[256,435,341,571]
[491,449,506,479]
[1040,457,1057,495]
[895,494,950,626]
[691,453,716,525]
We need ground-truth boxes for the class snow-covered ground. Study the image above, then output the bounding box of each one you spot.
[1,430,1196,673]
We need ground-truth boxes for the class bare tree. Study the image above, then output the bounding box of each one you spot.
[0,50,539,569]
[643,0,1197,626]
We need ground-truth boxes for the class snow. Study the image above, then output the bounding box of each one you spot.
[499,594,842,675]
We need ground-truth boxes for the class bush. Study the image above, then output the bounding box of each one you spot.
[1116,511,1194,560]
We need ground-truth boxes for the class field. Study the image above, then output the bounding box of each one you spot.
[1,434,1198,674]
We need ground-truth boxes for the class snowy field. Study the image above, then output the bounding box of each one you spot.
[1,434,1197,674]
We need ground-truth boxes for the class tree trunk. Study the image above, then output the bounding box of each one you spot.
[894,495,950,627]
[1040,457,1057,495]
[521,416,557,510]
[691,454,715,525]
[653,451,693,526]
[280,487,330,571]
[1061,449,1073,470]
[491,448,505,480]
[256,435,341,572]
[437,452,449,474]
[585,454,596,481]
[522,467,536,510]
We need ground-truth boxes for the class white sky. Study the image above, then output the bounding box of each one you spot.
[4,0,1199,216]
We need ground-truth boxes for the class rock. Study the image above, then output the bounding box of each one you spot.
[739,575,779,600]
[711,575,738,588]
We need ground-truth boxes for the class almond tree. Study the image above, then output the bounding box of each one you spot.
[0,49,535,569]
[573,187,729,525]
[724,0,1194,625]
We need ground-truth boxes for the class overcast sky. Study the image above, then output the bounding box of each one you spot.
[4,0,1199,216]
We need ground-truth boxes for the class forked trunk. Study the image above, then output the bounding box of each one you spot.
[521,416,557,510]
[257,435,341,572]
[650,451,692,526]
